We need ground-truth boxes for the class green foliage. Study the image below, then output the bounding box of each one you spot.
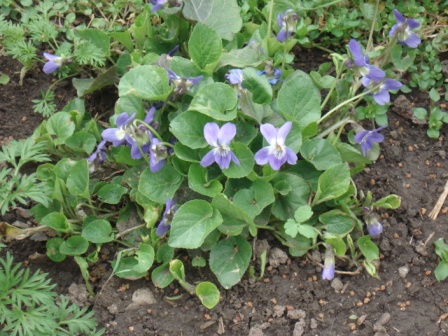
[0,252,104,335]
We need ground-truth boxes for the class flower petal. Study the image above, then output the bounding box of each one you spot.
[43,61,59,74]
[276,29,287,42]
[366,65,385,81]
[277,121,292,142]
[268,155,286,171]
[200,150,216,167]
[405,33,421,48]
[285,147,298,165]
[229,151,240,166]
[384,78,402,91]
[116,112,132,127]
[260,123,278,145]
[218,123,237,146]
[389,24,399,38]
[102,128,120,143]
[354,130,369,145]
[156,220,170,236]
[254,147,270,165]
[407,18,420,29]
[216,152,231,169]
[348,39,365,66]
[393,9,406,23]
[203,123,219,146]
[373,90,390,105]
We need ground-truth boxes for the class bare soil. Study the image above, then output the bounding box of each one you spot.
[1,50,448,336]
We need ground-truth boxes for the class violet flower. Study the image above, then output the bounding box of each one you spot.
[150,0,182,11]
[389,9,421,48]
[167,70,203,95]
[257,68,282,85]
[125,132,151,160]
[362,77,402,105]
[354,126,386,157]
[347,39,385,81]
[276,9,298,42]
[254,122,297,170]
[226,69,244,86]
[150,137,167,172]
[156,199,178,236]
[322,244,335,280]
[43,53,63,74]
[200,122,240,170]
[364,207,383,237]
[101,112,136,147]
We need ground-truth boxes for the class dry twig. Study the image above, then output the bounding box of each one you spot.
[429,180,448,220]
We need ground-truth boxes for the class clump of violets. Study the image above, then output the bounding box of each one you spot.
[276,9,298,42]
[43,53,63,74]
[389,9,421,48]
[255,122,297,170]
[363,77,402,105]
[322,244,335,280]
[354,126,386,157]
[347,39,385,82]
[156,199,178,236]
[200,122,240,170]
[364,207,383,237]
[167,70,203,96]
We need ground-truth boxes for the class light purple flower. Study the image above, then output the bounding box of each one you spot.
[347,39,385,81]
[101,112,136,147]
[276,9,298,42]
[150,138,167,172]
[150,0,182,11]
[364,207,383,237]
[254,122,297,170]
[200,122,240,170]
[226,69,244,86]
[43,53,63,74]
[125,132,151,160]
[167,70,203,95]
[354,126,386,157]
[156,199,178,236]
[322,244,335,280]
[362,77,402,105]
[258,68,283,85]
[87,140,107,164]
[389,9,421,48]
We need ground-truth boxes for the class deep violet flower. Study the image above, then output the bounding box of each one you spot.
[347,39,385,81]
[200,122,240,170]
[354,126,387,157]
[276,9,298,42]
[364,207,383,237]
[362,77,402,105]
[156,199,178,236]
[167,70,203,95]
[43,53,63,74]
[254,122,297,170]
[322,244,335,280]
[389,9,421,48]
[101,112,136,147]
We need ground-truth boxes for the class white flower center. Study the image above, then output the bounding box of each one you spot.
[268,138,286,160]
[214,145,230,157]
[115,128,126,140]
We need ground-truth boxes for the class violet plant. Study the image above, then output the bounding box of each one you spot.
[3,1,433,309]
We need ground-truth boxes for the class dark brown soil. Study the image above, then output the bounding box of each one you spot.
[2,51,448,336]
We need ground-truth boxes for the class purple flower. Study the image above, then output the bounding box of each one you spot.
[150,138,167,172]
[156,199,178,236]
[362,77,402,105]
[150,0,182,11]
[258,68,283,85]
[125,132,151,160]
[276,9,298,42]
[354,126,386,157]
[200,122,240,170]
[322,244,335,280]
[43,53,63,74]
[254,122,297,170]
[101,112,136,147]
[88,140,107,163]
[167,70,203,95]
[364,207,383,237]
[347,39,385,81]
[389,9,421,48]
[226,69,244,86]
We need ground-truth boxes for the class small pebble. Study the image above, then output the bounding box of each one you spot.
[398,265,409,278]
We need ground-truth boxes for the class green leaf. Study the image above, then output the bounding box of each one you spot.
[64,131,97,154]
[118,65,171,101]
[189,23,222,73]
[152,263,174,288]
[357,235,379,261]
[97,184,128,204]
[218,44,265,68]
[82,219,114,243]
[391,44,416,71]
[429,87,441,102]
[183,0,242,40]
[325,238,346,257]
[138,165,183,203]
[72,66,119,97]
[112,257,147,280]
[271,173,311,220]
[233,180,275,219]
[46,238,67,262]
[188,83,238,121]
[372,194,401,209]
[242,67,272,104]
[188,163,223,197]
[115,96,145,116]
[134,243,155,273]
[320,210,356,238]
[435,261,448,281]
[76,28,110,56]
[46,112,75,145]
[300,138,342,170]
[297,225,318,239]
[0,74,10,85]
[222,142,255,178]
[209,236,251,289]
[434,238,448,261]
[59,236,89,256]
[156,244,175,263]
[196,282,220,309]
[170,111,214,148]
[313,163,350,205]
[174,141,200,162]
[238,90,273,124]
[294,205,313,223]
[211,193,256,236]
[169,259,186,282]
[40,212,70,233]
[277,70,321,127]
[66,160,90,199]
[168,200,223,248]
